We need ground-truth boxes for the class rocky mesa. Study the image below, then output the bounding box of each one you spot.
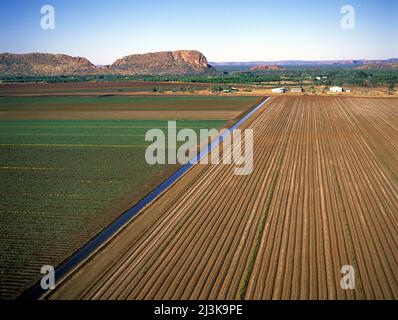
[0,53,97,76]
[109,50,213,75]
[0,50,214,76]
[250,64,284,71]
[356,63,398,70]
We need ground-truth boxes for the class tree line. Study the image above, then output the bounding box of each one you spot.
[1,68,397,87]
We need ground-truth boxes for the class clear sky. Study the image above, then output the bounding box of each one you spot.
[0,0,397,65]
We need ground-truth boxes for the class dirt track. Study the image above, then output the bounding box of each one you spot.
[49,96,398,300]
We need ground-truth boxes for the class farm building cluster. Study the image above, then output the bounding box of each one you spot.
[271,86,351,94]
[329,86,351,93]
[272,87,304,93]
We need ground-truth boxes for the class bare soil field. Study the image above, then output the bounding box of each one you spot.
[0,81,211,95]
[50,96,398,300]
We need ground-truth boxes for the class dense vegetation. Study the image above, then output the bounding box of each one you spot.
[1,67,397,87]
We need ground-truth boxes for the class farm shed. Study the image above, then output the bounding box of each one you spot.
[290,87,304,93]
[330,86,343,93]
[272,87,287,93]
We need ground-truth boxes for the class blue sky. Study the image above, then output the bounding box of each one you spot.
[0,0,397,64]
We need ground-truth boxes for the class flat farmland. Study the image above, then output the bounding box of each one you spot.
[0,81,211,95]
[0,95,261,299]
[0,96,256,120]
[50,96,398,300]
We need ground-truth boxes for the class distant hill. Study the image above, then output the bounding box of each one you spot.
[211,58,398,67]
[108,50,214,75]
[0,53,96,75]
[356,63,398,70]
[2,52,396,76]
[0,50,214,76]
[250,65,284,71]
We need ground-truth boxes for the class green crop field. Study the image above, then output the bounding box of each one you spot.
[0,119,227,299]
[0,96,258,112]
[0,93,259,299]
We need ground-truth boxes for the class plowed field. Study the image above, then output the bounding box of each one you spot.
[50,96,398,300]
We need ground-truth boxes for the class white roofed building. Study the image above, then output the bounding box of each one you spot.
[330,86,343,93]
[272,87,287,94]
